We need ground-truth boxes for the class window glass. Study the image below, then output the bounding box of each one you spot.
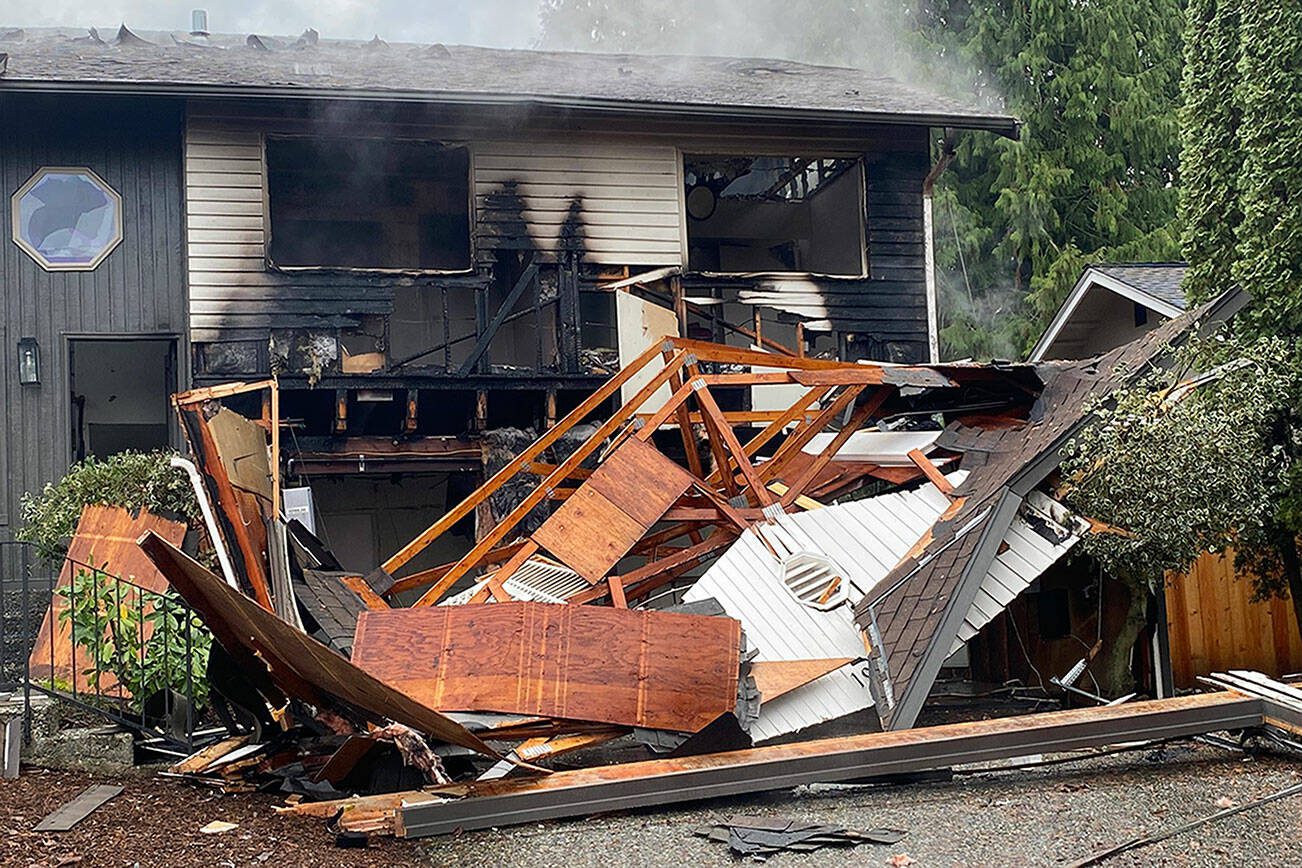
[13,168,122,270]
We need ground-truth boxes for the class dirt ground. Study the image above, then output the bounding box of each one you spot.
[2,739,1299,867]
[0,767,412,868]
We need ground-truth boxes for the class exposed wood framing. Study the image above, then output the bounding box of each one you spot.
[377,338,937,607]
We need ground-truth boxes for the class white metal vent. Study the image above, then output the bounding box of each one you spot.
[780,552,848,610]
[441,557,588,606]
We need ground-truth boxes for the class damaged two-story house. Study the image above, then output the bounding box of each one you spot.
[0,24,1016,574]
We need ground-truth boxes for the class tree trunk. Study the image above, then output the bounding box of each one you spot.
[1097,579,1149,697]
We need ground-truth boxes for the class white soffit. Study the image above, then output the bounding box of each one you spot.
[799,429,942,465]
[685,472,963,741]
[441,558,588,606]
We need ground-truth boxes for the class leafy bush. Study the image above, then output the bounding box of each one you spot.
[57,566,212,708]
[17,451,198,560]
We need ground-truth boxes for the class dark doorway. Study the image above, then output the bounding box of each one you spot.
[69,338,176,461]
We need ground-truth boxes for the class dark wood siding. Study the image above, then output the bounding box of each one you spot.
[735,147,931,362]
[0,93,187,536]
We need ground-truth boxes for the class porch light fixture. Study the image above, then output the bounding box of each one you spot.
[17,337,39,385]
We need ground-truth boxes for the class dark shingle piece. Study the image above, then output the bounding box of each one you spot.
[295,569,369,656]
[857,290,1245,728]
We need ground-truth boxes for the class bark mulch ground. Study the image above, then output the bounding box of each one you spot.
[0,765,426,868]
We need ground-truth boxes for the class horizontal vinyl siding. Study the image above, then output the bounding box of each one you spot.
[184,117,274,340]
[473,141,684,266]
[184,113,397,342]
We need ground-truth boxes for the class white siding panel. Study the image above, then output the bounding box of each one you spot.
[689,473,1086,739]
[186,116,297,336]
[185,110,688,335]
[474,140,684,266]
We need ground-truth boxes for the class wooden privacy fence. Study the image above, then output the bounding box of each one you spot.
[1165,549,1302,688]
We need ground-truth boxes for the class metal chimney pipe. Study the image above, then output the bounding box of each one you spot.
[190,9,209,36]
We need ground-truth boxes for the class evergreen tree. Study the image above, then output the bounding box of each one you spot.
[1178,0,1241,304]
[1233,4,1302,334]
[918,0,1185,352]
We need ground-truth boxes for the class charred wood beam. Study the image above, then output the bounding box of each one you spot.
[459,261,540,376]
[559,257,581,374]
[388,297,561,372]
[259,373,605,391]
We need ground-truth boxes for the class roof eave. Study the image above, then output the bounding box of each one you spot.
[0,78,1022,138]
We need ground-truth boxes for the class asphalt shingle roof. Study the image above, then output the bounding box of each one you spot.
[0,26,1018,134]
[1093,263,1188,310]
[855,289,1245,728]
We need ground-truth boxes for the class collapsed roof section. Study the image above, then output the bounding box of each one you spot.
[856,288,1249,729]
[126,287,1247,814]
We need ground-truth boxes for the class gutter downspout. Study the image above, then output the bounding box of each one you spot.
[170,455,240,591]
[922,130,958,363]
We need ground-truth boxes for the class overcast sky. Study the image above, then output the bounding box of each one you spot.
[3,1,544,48]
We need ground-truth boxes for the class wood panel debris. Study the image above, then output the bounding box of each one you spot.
[66,287,1285,847]
[351,603,742,731]
[27,504,187,694]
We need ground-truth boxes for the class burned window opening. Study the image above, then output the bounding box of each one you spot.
[266,136,471,272]
[684,154,866,276]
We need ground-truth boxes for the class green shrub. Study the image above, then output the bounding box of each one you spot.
[17,451,198,560]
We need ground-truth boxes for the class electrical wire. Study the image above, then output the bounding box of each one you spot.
[1008,611,1046,692]
[945,192,975,305]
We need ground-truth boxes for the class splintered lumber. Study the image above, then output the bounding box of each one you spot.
[34,784,123,831]
[532,437,696,582]
[750,659,856,702]
[412,350,692,605]
[169,736,253,776]
[138,532,501,759]
[350,603,742,732]
[383,340,672,577]
[27,504,187,694]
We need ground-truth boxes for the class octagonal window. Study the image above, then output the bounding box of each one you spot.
[12,168,123,271]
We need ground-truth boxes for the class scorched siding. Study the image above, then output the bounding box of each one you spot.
[472,140,684,266]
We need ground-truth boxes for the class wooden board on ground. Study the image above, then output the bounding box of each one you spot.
[532,438,695,582]
[169,735,253,776]
[27,505,188,694]
[34,784,123,831]
[351,602,742,732]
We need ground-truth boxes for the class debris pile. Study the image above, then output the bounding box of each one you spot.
[29,287,1299,845]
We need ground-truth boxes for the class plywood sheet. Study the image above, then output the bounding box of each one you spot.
[351,602,742,732]
[532,438,694,582]
[27,504,188,693]
[208,405,272,500]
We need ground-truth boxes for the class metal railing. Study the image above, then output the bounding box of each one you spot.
[0,539,212,757]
